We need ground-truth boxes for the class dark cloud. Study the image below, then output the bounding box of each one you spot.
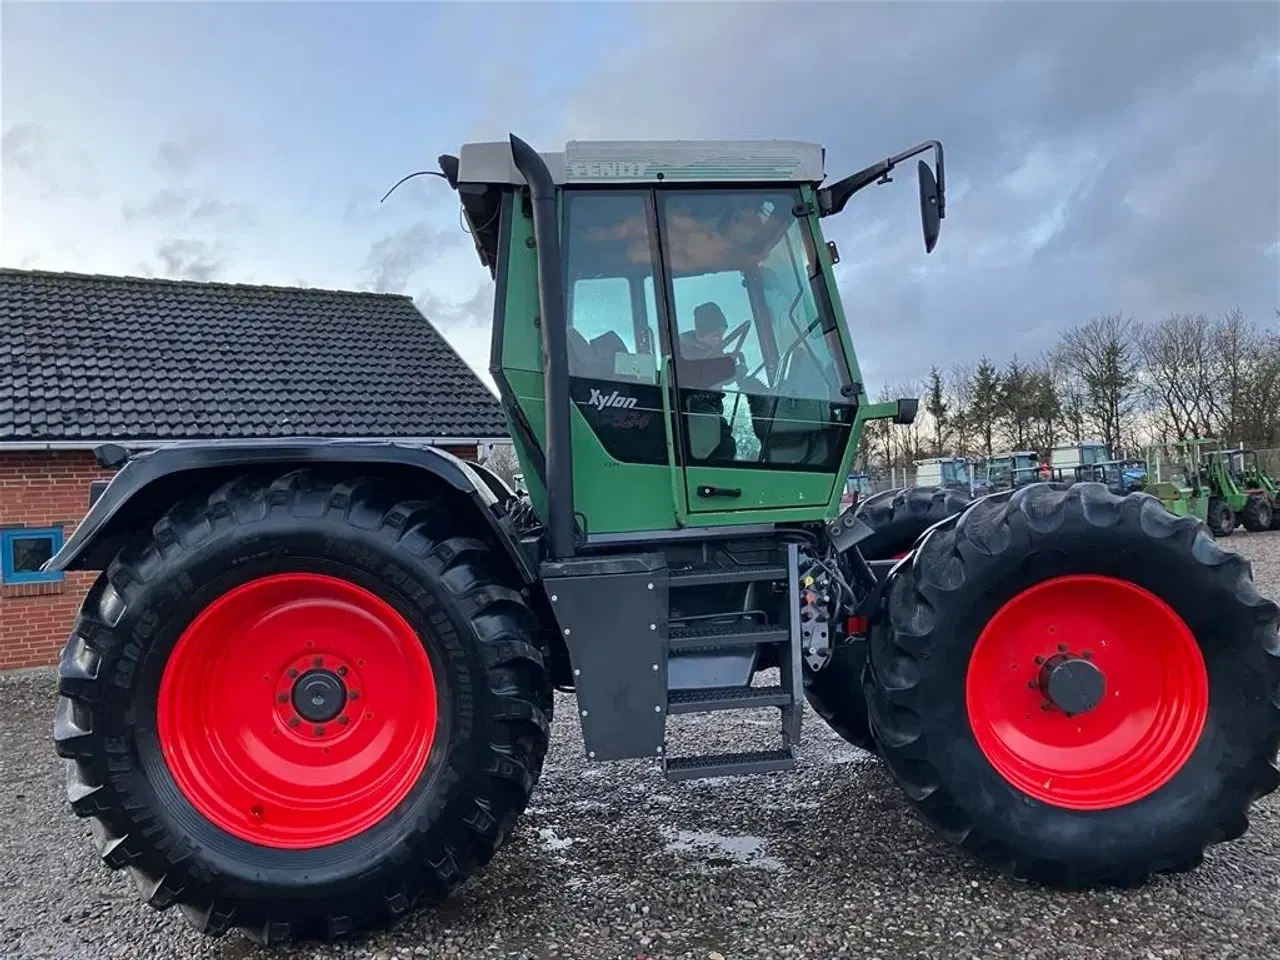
[155,238,225,282]
[153,123,230,179]
[1,121,96,199]
[359,221,463,294]
[415,283,493,333]
[121,123,253,280]
[123,187,252,227]
[558,1,1280,386]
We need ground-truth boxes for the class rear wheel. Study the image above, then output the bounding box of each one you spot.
[53,470,551,942]
[804,486,972,755]
[1207,497,1235,536]
[1241,493,1273,533]
[865,483,1280,886]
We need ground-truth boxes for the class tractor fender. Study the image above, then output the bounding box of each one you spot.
[44,438,536,581]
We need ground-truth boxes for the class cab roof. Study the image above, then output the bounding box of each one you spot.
[450,138,829,277]
[456,138,828,187]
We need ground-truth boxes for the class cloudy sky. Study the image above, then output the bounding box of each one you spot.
[3,1,1277,391]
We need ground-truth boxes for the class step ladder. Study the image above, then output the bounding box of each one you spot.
[660,543,804,782]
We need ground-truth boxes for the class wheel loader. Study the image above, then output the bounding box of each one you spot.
[43,133,1280,945]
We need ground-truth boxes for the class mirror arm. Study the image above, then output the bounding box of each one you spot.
[818,140,946,218]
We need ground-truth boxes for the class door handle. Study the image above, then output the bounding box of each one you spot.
[696,485,741,499]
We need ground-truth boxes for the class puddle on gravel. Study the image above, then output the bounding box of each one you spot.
[659,826,786,872]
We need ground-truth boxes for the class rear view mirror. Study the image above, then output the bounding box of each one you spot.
[894,397,920,425]
[918,161,941,254]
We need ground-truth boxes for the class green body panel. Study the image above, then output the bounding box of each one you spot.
[497,182,881,536]
[1205,451,1249,510]
[1144,442,1212,521]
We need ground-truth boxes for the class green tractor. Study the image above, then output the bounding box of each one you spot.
[1212,446,1277,532]
[1144,440,1235,536]
[43,134,1280,945]
[1231,447,1280,530]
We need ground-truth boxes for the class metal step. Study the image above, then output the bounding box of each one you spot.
[663,747,796,781]
[668,621,789,653]
[667,684,791,714]
[670,563,788,587]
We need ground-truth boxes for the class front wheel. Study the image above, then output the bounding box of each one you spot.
[804,486,971,755]
[1241,493,1273,533]
[865,483,1280,887]
[53,470,552,942]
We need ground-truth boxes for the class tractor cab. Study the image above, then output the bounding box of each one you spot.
[914,456,972,492]
[979,450,1042,491]
[442,137,939,547]
[1050,441,1111,482]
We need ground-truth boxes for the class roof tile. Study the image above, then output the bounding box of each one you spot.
[0,269,507,443]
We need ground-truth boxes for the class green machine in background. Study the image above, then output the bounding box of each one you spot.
[1206,446,1275,532]
[1144,439,1235,536]
[39,134,1280,945]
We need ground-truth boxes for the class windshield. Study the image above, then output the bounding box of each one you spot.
[651,187,856,469]
[1080,445,1109,465]
[940,460,968,484]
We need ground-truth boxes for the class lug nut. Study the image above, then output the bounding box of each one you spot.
[1057,643,1068,653]
[350,691,360,700]
[337,666,348,677]
[313,656,323,668]
[277,693,288,703]
[288,717,300,728]
[313,725,325,736]
[286,668,298,678]
[339,715,350,726]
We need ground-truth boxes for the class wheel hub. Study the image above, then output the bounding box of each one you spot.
[965,575,1208,811]
[1038,654,1105,715]
[292,669,347,723]
[157,572,438,849]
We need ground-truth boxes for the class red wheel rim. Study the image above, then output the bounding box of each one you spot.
[965,575,1207,811]
[157,573,438,849]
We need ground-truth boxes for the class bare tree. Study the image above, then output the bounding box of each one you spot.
[1136,312,1215,441]
[1058,313,1141,454]
[946,362,976,457]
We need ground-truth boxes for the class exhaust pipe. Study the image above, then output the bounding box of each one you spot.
[508,134,575,560]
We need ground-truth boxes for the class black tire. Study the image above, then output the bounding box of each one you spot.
[804,486,972,755]
[1207,497,1235,537]
[1241,494,1273,533]
[53,469,552,943]
[865,483,1280,887]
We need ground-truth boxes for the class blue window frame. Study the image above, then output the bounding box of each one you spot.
[1,526,65,584]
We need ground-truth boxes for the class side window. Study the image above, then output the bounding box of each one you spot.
[1,526,64,584]
[564,192,658,386]
[563,190,666,465]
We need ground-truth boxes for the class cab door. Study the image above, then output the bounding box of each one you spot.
[651,187,858,517]
[559,188,681,534]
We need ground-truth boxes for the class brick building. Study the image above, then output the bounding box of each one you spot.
[0,268,508,670]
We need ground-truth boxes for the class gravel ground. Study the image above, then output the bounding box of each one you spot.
[3,531,1279,960]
